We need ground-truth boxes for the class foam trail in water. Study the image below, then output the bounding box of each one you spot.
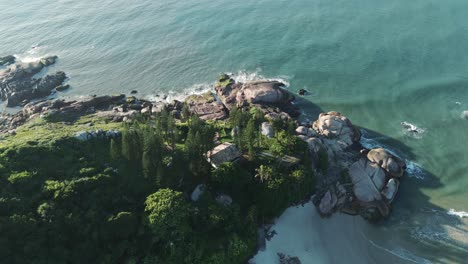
[366,238,432,264]
[146,82,212,103]
[229,69,291,87]
[447,209,468,218]
[360,129,426,179]
[400,121,426,139]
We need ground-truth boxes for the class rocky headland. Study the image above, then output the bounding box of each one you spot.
[0,72,407,222]
[0,55,68,107]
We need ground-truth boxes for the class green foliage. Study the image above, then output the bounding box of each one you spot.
[144,189,191,241]
[8,171,34,185]
[0,105,315,264]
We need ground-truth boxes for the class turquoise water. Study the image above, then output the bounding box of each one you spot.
[1,0,468,262]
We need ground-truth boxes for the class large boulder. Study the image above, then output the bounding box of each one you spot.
[261,122,274,138]
[318,190,338,216]
[366,148,406,178]
[215,74,294,109]
[236,81,294,106]
[381,178,399,203]
[312,111,360,147]
[348,158,386,203]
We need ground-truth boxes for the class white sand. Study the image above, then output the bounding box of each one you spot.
[249,202,412,264]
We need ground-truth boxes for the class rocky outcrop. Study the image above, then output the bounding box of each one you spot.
[185,92,227,120]
[312,111,361,148]
[75,129,120,141]
[318,190,338,216]
[304,111,405,221]
[277,253,301,264]
[0,55,15,66]
[214,74,299,119]
[366,148,406,178]
[215,79,293,108]
[0,56,68,106]
[349,158,386,203]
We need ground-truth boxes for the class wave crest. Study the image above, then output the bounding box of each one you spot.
[448,209,468,218]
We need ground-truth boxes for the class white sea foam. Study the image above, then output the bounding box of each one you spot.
[229,69,291,87]
[146,70,291,103]
[14,45,48,63]
[367,239,432,264]
[400,121,426,139]
[447,209,468,218]
[360,129,426,179]
[405,161,426,179]
[145,82,212,103]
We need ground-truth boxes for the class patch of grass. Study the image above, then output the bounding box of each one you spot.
[0,115,121,150]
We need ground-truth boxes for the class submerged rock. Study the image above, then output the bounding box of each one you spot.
[0,55,15,66]
[297,88,307,96]
[462,110,468,120]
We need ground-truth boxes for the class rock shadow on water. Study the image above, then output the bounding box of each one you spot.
[350,127,466,263]
[293,98,467,263]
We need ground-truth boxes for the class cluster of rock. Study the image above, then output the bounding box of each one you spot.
[214,74,300,119]
[277,253,301,264]
[295,111,407,221]
[1,70,408,221]
[74,129,121,141]
[0,55,68,107]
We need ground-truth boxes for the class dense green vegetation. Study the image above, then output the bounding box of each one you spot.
[0,107,315,263]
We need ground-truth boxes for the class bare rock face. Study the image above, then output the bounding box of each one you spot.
[381,178,399,203]
[0,56,67,107]
[295,126,308,135]
[185,92,227,120]
[312,111,361,147]
[261,122,274,138]
[214,74,298,118]
[236,81,293,106]
[367,148,406,178]
[318,190,338,216]
[349,158,386,203]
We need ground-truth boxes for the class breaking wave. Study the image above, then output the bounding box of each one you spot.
[400,121,426,139]
[360,129,426,179]
[447,209,468,218]
[228,69,291,87]
[13,45,48,63]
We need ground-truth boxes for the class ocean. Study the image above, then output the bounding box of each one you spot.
[1,0,467,263]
